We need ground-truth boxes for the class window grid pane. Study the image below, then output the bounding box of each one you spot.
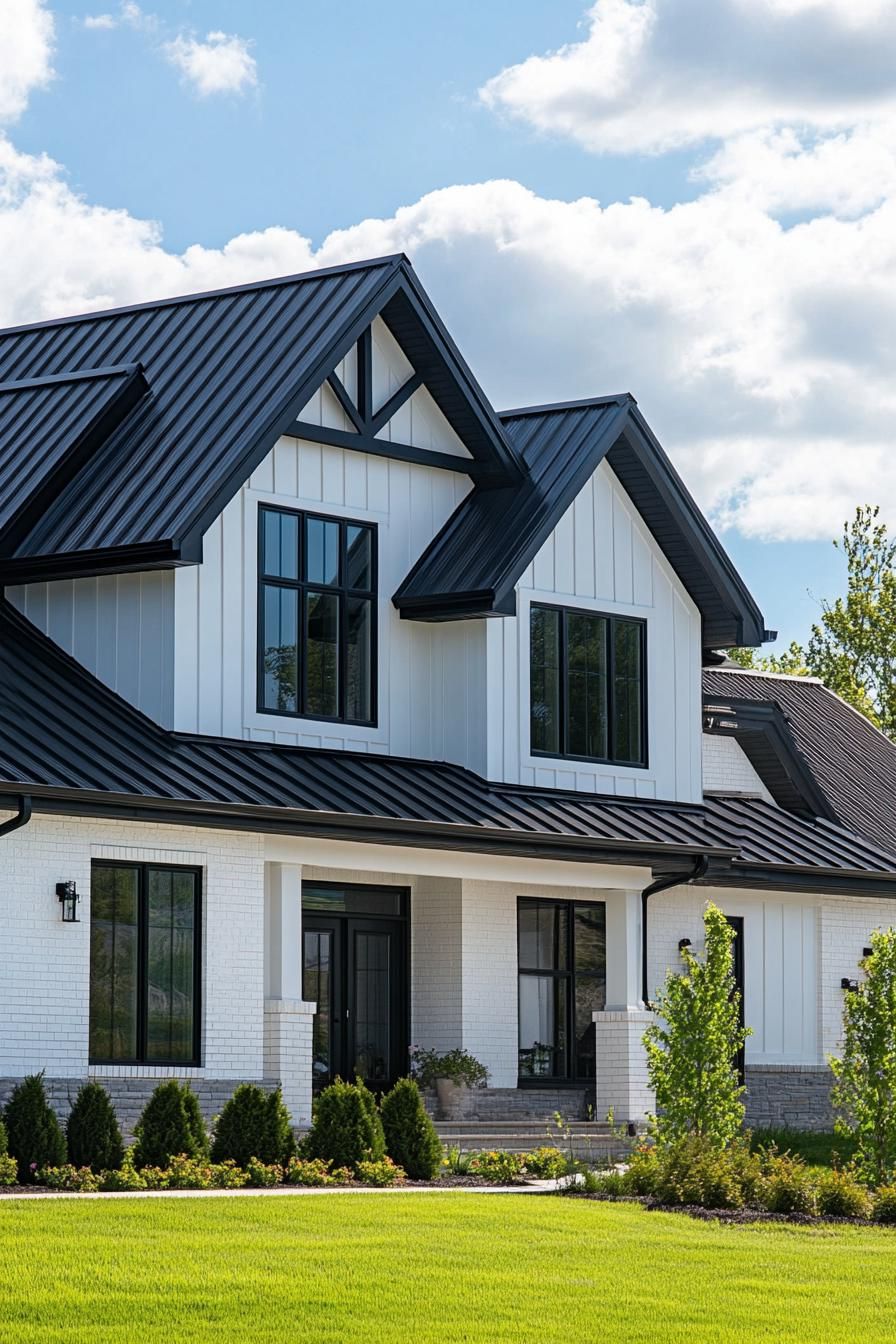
[146,869,197,1064]
[89,866,139,1061]
[530,607,561,755]
[258,507,375,726]
[518,899,606,1083]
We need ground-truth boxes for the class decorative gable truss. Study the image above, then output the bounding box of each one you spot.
[293,316,475,476]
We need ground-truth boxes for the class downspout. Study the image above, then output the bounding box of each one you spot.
[641,854,709,1009]
[0,795,32,839]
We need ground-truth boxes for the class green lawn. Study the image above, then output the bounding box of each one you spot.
[750,1127,857,1168]
[2,1193,896,1343]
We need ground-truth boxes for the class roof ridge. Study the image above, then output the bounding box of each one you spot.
[0,254,408,338]
[706,666,824,686]
[498,393,634,418]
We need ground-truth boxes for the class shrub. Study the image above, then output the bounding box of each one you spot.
[623,1146,660,1196]
[164,1155,215,1190]
[380,1077,443,1180]
[831,927,896,1185]
[644,904,751,1147]
[302,1079,385,1171]
[652,1136,762,1210]
[758,1153,819,1215]
[0,1117,7,1156]
[356,1156,405,1186]
[873,1184,896,1223]
[4,1073,66,1182]
[37,1164,101,1193]
[245,1158,282,1187]
[285,1157,336,1187]
[66,1082,124,1174]
[133,1081,208,1169]
[521,1146,569,1179]
[211,1159,250,1190]
[443,1144,473,1175]
[0,1155,18,1187]
[409,1047,489,1089]
[816,1168,872,1219]
[99,1154,147,1193]
[468,1150,524,1183]
[211,1084,295,1168]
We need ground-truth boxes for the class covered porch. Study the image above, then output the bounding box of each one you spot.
[262,835,654,1133]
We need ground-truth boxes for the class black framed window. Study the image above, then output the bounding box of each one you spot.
[530,604,646,765]
[89,862,201,1066]
[518,898,606,1083]
[258,506,376,725]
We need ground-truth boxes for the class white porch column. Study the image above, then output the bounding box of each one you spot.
[593,889,654,1126]
[263,863,316,1126]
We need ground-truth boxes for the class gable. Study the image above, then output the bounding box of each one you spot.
[0,256,519,586]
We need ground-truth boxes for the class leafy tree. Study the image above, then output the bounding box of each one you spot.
[731,506,896,735]
[3,1073,66,1181]
[66,1081,124,1173]
[831,928,896,1186]
[644,903,751,1148]
[380,1077,443,1180]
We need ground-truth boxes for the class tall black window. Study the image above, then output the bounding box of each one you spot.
[517,898,606,1083]
[530,604,646,765]
[259,506,376,725]
[89,862,201,1065]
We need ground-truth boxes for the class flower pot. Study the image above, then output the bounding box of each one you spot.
[435,1078,469,1119]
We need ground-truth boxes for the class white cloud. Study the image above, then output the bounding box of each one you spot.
[82,4,156,32]
[162,30,257,98]
[479,0,896,154]
[0,0,54,124]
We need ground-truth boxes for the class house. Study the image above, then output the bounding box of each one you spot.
[1,254,893,1138]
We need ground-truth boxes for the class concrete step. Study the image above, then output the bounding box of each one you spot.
[436,1120,614,1132]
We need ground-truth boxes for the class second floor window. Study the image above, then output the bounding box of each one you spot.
[530,603,646,766]
[259,506,376,724]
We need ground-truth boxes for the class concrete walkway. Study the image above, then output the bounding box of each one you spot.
[1,1179,563,1202]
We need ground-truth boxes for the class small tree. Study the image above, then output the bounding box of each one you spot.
[644,903,751,1148]
[66,1081,124,1173]
[380,1077,443,1180]
[4,1073,67,1182]
[133,1080,208,1169]
[831,928,896,1186]
[302,1078,385,1171]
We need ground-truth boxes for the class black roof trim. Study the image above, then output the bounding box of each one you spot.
[0,361,143,393]
[703,695,837,822]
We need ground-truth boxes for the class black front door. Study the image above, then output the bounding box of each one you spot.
[302,884,408,1094]
[726,916,745,1080]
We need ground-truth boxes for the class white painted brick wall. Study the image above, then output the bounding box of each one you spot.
[593,1010,654,1124]
[820,894,896,1057]
[701,733,774,803]
[0,811,265,1080]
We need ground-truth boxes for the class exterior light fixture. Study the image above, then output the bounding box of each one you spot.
[678,937,692,955]
[863,947,873,959]
[56,881,80,923]
[841,977,859,993]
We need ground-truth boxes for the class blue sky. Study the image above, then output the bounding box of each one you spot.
[4,0,894,650]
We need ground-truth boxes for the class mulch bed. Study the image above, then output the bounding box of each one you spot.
[559,1190,892,1227]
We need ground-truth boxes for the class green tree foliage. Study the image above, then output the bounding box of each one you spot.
[66,1082,124,1173]
[4,1073,66,1182]
[302,1078,385,1171]
[644,903,751,1148]
[831,928,896,1186]
[731,506,896,735]
[133,1080,208,1169]
[380,1077,443,1180]
[211,1084,295,1167]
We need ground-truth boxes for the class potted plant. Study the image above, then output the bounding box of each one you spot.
[409,1047,489,1118]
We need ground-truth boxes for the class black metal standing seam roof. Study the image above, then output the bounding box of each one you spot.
[393,396,771,647]
[0,598,893,888]
[0,363,148,544]
[0,257,521,584]
[703,667,896,857]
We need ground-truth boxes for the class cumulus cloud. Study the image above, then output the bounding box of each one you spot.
[0,0,54,123]
[162,30,257,98]
[82,3,156,32]
[479,0,896,154]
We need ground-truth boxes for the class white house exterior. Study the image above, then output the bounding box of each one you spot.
[1,255,894,1136]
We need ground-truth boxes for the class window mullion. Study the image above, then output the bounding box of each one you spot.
[559,609,568,757]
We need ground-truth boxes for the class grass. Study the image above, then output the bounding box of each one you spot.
[2,1193,896,1342]
[750,1127,858,1168]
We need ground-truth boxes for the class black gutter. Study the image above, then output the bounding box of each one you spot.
[641,854,710,1008]
[0,795,32,838]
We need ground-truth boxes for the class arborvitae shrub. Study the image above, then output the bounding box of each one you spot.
[380,1077,442,1180]
[66,1082,124,1173]
[211,1084,295,1167]
[302,1078,385,1171]
[0,1117,7,1157]
[133,1081,208,1169]
[4,1074,66,1182]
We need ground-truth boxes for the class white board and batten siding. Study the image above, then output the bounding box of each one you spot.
[486,459,704,804]
[5,571,175,726]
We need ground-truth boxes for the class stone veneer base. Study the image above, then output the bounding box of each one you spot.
[744,1065,835,1132]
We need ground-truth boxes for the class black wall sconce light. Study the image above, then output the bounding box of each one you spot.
[841,977,859,993]
[863,947,873,959]
[56,881,80,923]
[678,938,692,955]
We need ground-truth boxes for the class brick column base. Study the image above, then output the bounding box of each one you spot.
[263,998,316,1127]
[593,1009,654,1127]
